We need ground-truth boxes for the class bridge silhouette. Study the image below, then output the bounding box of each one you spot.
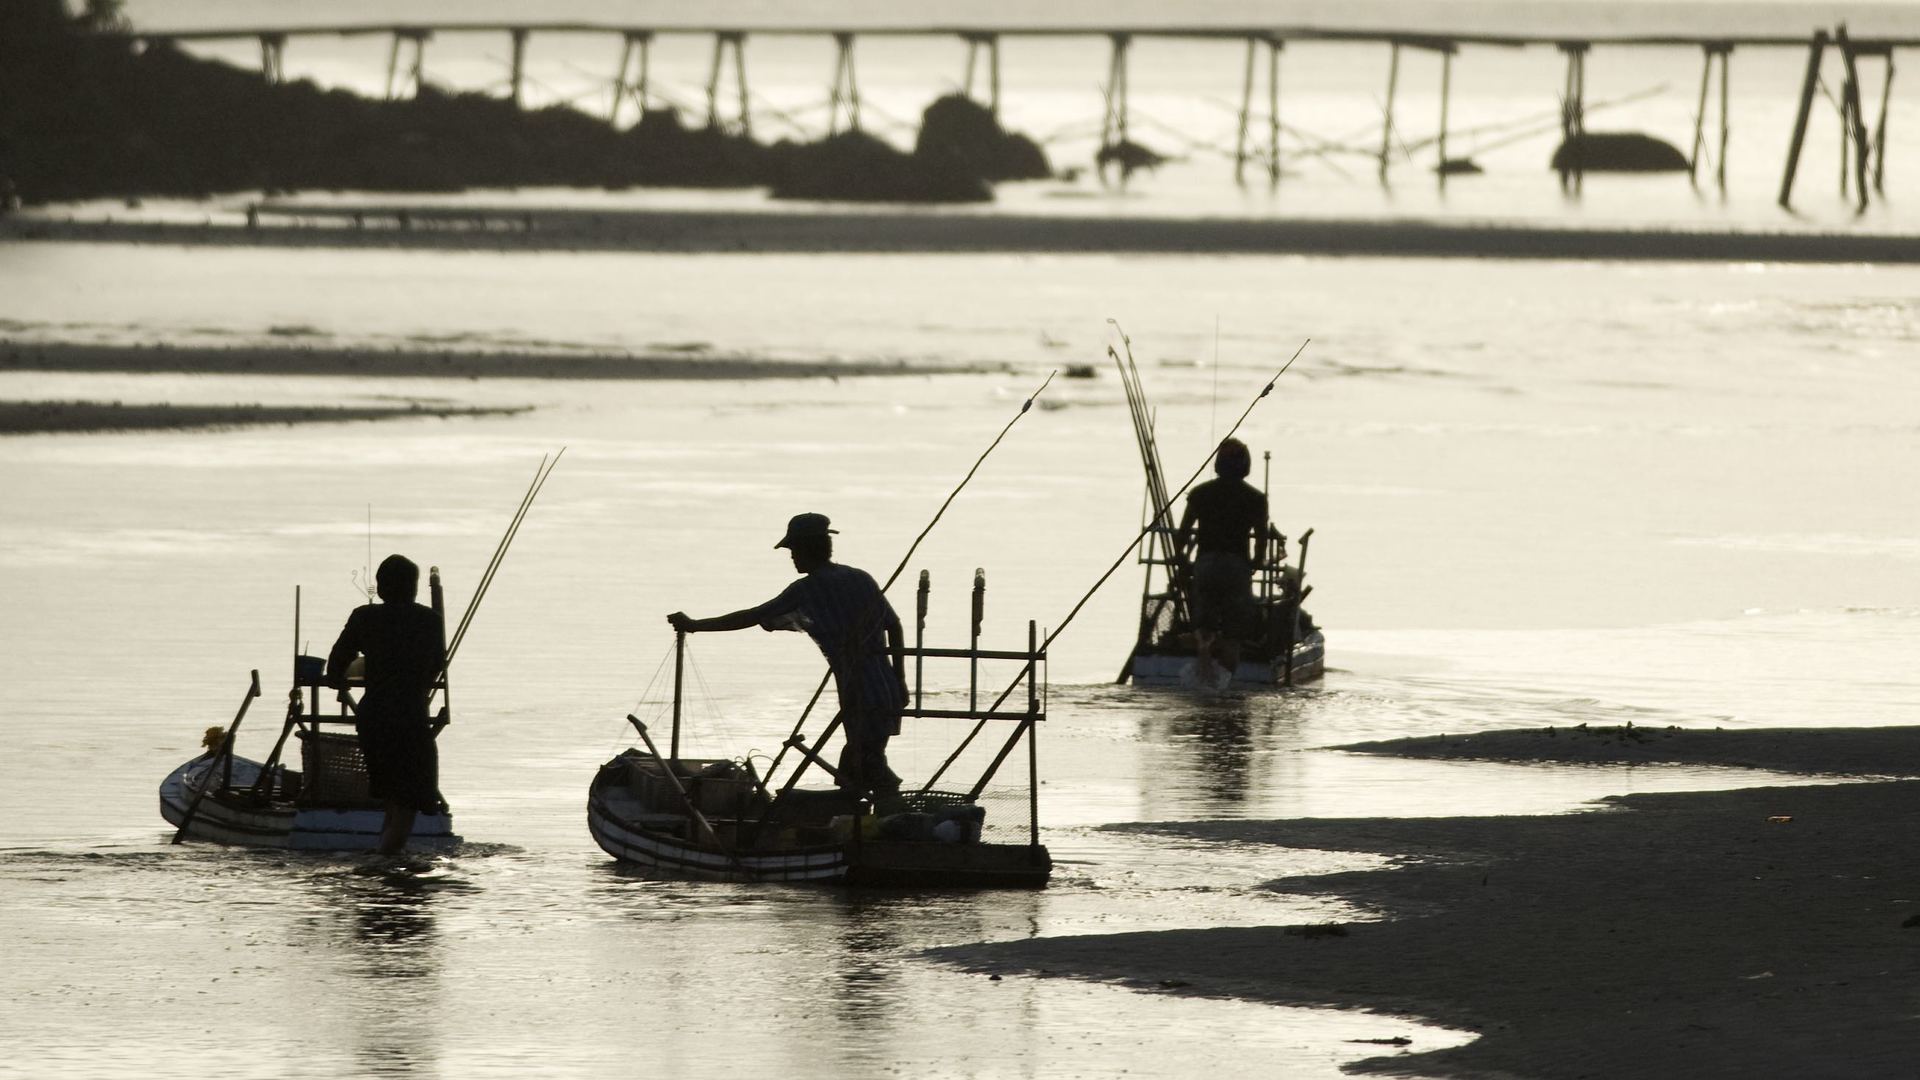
[104,18,1913,209]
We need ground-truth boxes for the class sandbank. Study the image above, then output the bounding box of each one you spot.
[0,341,999,381]
[0,399,532,435]
[9,207,1920,263]
[1336,723,1920,777]
[934,727,1920,1079]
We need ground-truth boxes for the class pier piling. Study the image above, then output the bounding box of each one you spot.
[1779,29,1829,209]
[1836,25,1871,212]
[1100,33,1133,180]
[960,33,1002,119]
[705,31,751,136]
[828,32,862,134]
[508,28,528,108]
[1689,44,1732,191]
[1556,42,1589,191]
[610,31,652,126]
[1233,36,1283,185]
[383,29,428,101]
[1378,41,1401,183]
[1437,48,1453,185]
[257,33,285,86]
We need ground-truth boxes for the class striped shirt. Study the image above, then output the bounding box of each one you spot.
[761,563,905,721]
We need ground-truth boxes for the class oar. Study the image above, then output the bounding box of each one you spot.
[626,714,740,867]
[171,670,262,844]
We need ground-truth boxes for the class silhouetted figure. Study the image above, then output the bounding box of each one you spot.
[669,513,907,802]
[327,554,444,854]
[1176,439,1269,685]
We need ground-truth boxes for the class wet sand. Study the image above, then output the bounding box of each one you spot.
[934,728,1920,1079]
[1338,723,1920,777]
[0,399,534,434]
[9,208,1920,263]
[0,341,1001,381]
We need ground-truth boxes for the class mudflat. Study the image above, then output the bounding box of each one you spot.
[934,727,1920,1079]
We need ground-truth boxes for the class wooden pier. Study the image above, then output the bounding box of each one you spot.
[103,19,1915,208]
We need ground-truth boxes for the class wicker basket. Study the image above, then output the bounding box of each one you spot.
[298,730,377,807]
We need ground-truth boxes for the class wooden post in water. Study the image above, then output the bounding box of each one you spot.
[828,32,861,134]
[1437,46,1453,187]
[1871,49,1894,194]
[989,33,1001,119]
[258,33,284,86]
[508,28,528,109]
[1378,40,1401,183]
[1837,25,1871,212]
[1101,32,1133,166]
[1267,38,1281,185]
[384,32,402,100]
[1689,46,1713,184]
[706,34,725,129]
[1556,42,1589,192]
[1235,37,1256,183]
[1717,46,1732,192]
[1778,29,1829,209]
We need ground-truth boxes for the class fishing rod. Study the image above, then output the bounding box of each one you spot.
[759,369,1057,784]
[446,449,564,666]
[922,338,1310,792]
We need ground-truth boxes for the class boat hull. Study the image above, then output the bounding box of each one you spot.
[587,756,1049,887]
[159,756,459,851]
[1129,629,1326,688]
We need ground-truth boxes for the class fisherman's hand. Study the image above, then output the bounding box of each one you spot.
[667,611,697,633]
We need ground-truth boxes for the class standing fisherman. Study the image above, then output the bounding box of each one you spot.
[327,554,445,854]
[1175,438,1272,685]
[668,513,908,803]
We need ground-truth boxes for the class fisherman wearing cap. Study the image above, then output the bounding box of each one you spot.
[1175,438,1273,684]
[668,513,908,802]
[326,553,446,854]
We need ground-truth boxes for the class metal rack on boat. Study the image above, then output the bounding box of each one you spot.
[591,568,1050,886]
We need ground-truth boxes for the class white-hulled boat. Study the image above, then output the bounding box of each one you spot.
[588,573,1052,888]
[1110,333,1326,690]
[159,752,457,850]
[160,569,462,851]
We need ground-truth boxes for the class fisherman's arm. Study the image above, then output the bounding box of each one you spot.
[324,608,365,689]
[669,584,802,634]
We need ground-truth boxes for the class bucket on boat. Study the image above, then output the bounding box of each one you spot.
[295,654,326,685]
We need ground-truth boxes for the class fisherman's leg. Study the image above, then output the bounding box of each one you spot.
[379,803,417,854]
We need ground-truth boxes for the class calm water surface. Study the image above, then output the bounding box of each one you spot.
[3,242,1917,1076]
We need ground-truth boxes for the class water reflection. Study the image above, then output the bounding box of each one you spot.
[298,857,458,1078]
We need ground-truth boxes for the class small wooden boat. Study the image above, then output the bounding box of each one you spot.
[1110,333,1326,690]
[589,572,1052,888]
[159,572,461,851]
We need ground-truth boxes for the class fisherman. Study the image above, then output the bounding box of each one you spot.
[326,553,445,855]
[668,513,908,803]
[1175,438,1271,684]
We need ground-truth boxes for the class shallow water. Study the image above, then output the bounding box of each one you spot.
[3,241,1918,1075]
